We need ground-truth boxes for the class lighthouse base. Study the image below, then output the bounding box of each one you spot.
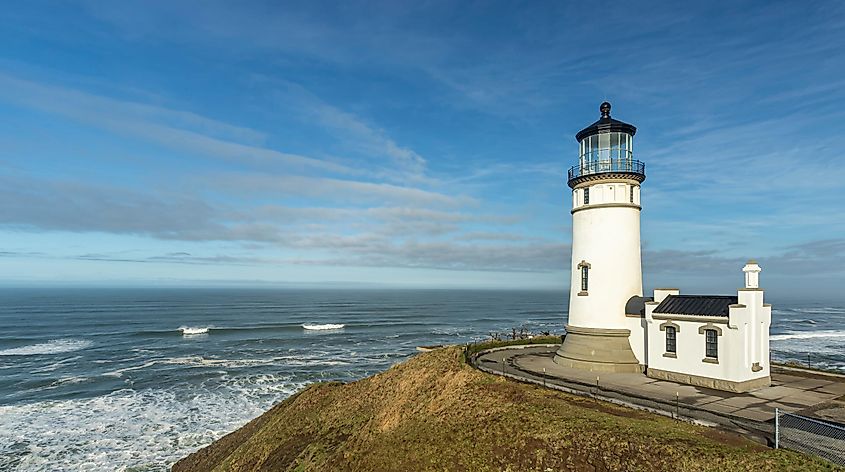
[554,325,642,373]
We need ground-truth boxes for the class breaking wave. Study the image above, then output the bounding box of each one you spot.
[777,318,817,325]
[302,323,345,330]
[770,330,845,341]
[792,307,845,315]
[180,326,209,336]
[0,376,305,471]
[0,339,93,356]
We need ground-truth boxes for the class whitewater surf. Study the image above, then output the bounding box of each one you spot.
[302,323,345,330]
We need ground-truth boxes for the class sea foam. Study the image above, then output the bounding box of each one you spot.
[302,323,345,330]
[179,326,210,335]
[770,330,845,341]
[0,339,93,356]
[0,375,305,471]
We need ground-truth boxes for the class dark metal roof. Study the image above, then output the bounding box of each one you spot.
[653,295,737,317]
[575,102,637,142]
[625,296,653,316]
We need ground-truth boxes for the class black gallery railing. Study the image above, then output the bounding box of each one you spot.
[568,159,645,180]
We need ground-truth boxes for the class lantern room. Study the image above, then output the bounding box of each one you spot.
[569,102,644,186]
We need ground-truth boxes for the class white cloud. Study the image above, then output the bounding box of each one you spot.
[0,73,353,175]
[215,173,475,207]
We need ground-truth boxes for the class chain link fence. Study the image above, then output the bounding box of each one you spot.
[775,409,845,466]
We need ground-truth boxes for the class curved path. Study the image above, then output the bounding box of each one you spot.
[470,344,845,444]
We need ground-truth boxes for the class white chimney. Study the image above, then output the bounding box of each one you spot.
[742,260,761,289]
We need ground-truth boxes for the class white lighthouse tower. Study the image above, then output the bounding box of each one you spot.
[555,102,645,373]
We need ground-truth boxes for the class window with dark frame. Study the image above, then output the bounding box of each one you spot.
[665,326,676,353]
[580,266,589,292]
[583,187,590,205]
[705,329,718,358]
[630,185,634,203]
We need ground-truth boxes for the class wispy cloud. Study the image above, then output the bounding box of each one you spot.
[288,240,568,272]
[644,239,845,277]
[0,169,566,272]
[263,79,429,180]
[2,2,844,290]
[0,73,353,174]
[213,173,474,207]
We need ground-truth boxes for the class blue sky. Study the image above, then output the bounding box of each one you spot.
[1,1,844,297]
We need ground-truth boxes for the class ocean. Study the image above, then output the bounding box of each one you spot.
[0,288,843,471]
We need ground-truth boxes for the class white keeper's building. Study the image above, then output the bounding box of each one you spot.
[554,102,771,393]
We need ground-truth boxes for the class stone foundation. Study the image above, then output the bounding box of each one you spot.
[647,367,771,393]
[554,325,642,373]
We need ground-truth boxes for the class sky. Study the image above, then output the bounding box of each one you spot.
[0,1,844,297]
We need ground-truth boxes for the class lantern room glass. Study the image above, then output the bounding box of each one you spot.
[579,132,633,172]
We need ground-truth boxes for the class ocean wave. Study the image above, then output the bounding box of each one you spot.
[273,355,352,367]
[778,318,817,325]
[136,323,347,337]
[103,360,160,378]
[43,376,89,389]
[180,326,209,336]
[770,330,845,341]
[29,356,84,374]
[0,376,306,471]
[302,323,345,330]
[102,354,354,376]
[792,307,845,315]
[161,356,282,368]
[432,327,470,336]
[0,339,93,356]
[103,357,272,377]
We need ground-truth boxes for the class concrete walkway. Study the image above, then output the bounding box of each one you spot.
[473,345,845,440]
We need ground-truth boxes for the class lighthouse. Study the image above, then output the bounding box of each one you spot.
[554,102,645,373]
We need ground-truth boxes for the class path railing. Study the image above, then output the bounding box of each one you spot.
[775,408,845,466]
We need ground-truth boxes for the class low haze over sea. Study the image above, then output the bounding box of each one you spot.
[1,288,843,471]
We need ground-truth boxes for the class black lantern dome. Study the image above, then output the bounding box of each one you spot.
[568,102,645,188]
[575,102,637,142]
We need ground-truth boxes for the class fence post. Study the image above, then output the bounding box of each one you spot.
[675,392,679,420]
[774,408,779,449]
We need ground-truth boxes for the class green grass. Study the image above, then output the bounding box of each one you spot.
[174,346,838,472]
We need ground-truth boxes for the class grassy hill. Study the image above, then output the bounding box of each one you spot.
[173,346,834,471]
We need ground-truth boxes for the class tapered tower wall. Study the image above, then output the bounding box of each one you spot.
[567,184,643,330]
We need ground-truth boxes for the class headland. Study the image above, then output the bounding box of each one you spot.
[173,342,830,471]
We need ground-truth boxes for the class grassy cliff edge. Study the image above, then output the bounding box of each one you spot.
[173,346,832,471]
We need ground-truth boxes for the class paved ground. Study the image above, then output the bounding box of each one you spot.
[474,345,845,425]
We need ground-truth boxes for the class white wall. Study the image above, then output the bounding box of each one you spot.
[643,285,771,384]
[568,180,643,331]
[626,314,647,364]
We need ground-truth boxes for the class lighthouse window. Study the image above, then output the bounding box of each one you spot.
[665,327,677,354]
[705,329,718,359]
[598,132,610,160]
[630,185,634,203]
[584,135,597,165]
[580,266,589,292]
[583,188,590,205]
[611,133,620,158]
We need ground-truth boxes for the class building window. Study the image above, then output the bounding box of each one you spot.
[705,329,718,359]
[581,266,589,291]
[583,187,590,205]
[630,185,634,203]
[665,326,676,354]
